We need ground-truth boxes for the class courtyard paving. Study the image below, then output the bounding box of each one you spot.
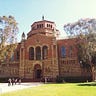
[0,82,42,94]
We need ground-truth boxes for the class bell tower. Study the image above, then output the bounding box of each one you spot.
[19,32,26,78]
[27,18,60,38]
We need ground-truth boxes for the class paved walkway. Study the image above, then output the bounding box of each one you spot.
[0,82,42,94]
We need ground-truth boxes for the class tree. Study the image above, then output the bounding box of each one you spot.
[0,16,19,62]
[64,18,96,81]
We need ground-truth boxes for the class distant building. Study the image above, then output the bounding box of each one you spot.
[0,18,92,82]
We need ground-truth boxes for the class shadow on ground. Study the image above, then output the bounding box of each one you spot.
[77,82,96,86]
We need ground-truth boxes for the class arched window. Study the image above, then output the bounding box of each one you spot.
[61,46,66,58]
[42,46,48,59]
[29,47,34,60]
[36,46,41,60]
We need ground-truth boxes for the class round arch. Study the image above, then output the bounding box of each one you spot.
[36,46,41,60]
[42,45,48,59]
[34,64,42,79]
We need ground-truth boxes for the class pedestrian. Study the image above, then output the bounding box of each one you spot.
[18,78,21,85]
[11,78,15,86]
[15,78,17,85]
[8,78,11,86]
[45,77,47,84]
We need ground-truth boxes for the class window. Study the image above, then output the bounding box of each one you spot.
[10,54,14,61]
[51,25,52,28]
[16,51,20,60]
[37,24,43,29]
[69,46,73,57]
[61,46,66,58]
[40,24,41,28]
[47,24,51,28]
[47,24,49,27]
[42,46,48,59]
[36,46,41,60]
[41,24,43,27]
[37,24,39,28]
[29,47,34,60]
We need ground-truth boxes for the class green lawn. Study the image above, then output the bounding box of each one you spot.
[1,82,96,96]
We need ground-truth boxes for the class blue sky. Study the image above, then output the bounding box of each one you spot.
[0,0,96,41]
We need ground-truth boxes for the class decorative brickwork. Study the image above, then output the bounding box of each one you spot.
[0,19,92,82]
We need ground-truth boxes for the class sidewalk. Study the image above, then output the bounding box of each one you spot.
[0,82,42,94]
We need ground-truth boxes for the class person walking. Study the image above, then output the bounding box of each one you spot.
[8,78,11,86]
[11,78,15,86]
[45,77,47,84]
[15,78,17,85]
[18,78,21,85]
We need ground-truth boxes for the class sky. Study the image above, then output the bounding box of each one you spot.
[0,0,96,41]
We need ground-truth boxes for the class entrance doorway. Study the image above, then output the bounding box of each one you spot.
[34,64,42,79]
[35,69,42,79]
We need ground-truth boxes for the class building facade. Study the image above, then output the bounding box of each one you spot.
[0,18,92,82]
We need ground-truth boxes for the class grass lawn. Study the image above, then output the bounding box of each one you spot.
[1,82,96,96]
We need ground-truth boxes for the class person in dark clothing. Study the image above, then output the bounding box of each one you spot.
[11,78,15,86]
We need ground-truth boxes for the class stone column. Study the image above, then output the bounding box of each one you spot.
[19,41,25,78]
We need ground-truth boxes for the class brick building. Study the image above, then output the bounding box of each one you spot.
[0,18,92,82]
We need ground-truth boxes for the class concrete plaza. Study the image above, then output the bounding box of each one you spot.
[0,82,42,94]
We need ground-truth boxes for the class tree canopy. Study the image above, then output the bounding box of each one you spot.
[0,16,19,62]
[64,18,96,36]
[64,18,96,80]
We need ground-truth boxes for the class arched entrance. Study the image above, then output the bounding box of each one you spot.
[34,64,42,79]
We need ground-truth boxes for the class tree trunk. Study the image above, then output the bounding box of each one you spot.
[91,66,95,81]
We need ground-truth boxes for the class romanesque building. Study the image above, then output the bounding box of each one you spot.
[0,18,92,82]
